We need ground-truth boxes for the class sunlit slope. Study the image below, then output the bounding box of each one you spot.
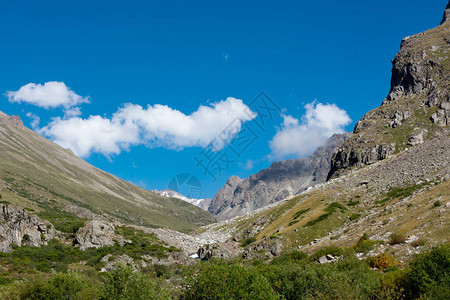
[0,111,215,233]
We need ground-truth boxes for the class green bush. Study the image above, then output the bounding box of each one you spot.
[1,272,98,300]
[405,244,450,299]
[411,238,426,248]
[353,234,382,254]
[100,264,171,300]
[304,202,346,227]
[270,250,308,265]
[389,232,406,245]
[263,258,381,299]
[183,261,278,300]
[288,220,299,226]
[241,237,257,247]
[292,208,311,219]
[349,213,361,221]
[433,200,441,207]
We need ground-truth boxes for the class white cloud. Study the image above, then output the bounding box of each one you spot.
[6,81,89,109]
[26,112,40,129]
[39,97,256,157]
[270,101,351,158]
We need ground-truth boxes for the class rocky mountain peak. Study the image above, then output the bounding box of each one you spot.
[441,1,450,24]
[327,8,450,179]
[0,111,24,127]
[209,133,351,220]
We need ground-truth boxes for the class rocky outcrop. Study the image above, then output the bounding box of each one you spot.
[74,219,130,251]
[328,6,450,179]
[441,1,450,25]
[209,133,351,220]
[242,238,283,260]
[0,204,55,252]
[0,111,23,128]
[197,244,232,261]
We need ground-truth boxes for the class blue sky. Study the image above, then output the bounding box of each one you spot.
[0,0,446,198]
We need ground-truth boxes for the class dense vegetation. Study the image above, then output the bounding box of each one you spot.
[0,243,448,299]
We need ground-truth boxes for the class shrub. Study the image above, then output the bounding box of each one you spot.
[353,234,381,254]
[292,208,311,219]
[411,238,426,248]
[304,202,346,227]
[389,232,406,245]
[371,253,398,270]
[347,200,360,206]
[270,251,308,265]
[433,200,441,207]
[405,244,450,299]
[263,257,381,299]
[22,234,31,243]
[183,261,278,300]
[241,237,257,247]
[349,213,361,221]
[100,264,171,300]
[1,272,98,300]
[288,220,299,226]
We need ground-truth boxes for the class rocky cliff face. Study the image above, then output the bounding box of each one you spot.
[0,204,55,252]
[209,133,351,220]
[328,5,450,179]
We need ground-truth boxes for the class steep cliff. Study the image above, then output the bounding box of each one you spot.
[328,3,450,179]
[209,133,351,220]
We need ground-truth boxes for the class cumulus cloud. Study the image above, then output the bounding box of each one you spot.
[6,81,89,109]
[39,97,256,157]
[270,102,351,159]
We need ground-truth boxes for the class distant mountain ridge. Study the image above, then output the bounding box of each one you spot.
[209,133,351,220]
[152,189,211,211]
[0,111,215,232]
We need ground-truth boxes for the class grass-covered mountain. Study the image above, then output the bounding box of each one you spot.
[0,111,215,233]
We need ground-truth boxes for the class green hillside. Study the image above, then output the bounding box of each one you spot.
[0,111,215,233]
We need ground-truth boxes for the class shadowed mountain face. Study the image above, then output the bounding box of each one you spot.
[0,111,215,233]
[209,133,351,220]
[328,4,450,179]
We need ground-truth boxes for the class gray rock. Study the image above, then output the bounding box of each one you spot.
[431,109,449,126]
[318,256,328,264]
[75,219,129,251]
[0,204,55,252]
[441,1,450,25]
[100,254,135,272]
[408,129,428,146]
[242,238,283,260]
[197,244,232,261]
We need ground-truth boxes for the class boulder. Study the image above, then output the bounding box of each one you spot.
[74,219,129,251]
[0,204,55,252]
[197,244,232,261]
[242,238,283,259]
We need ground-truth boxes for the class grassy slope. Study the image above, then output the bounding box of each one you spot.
[0,115,215,233]
[214,132,449,261]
